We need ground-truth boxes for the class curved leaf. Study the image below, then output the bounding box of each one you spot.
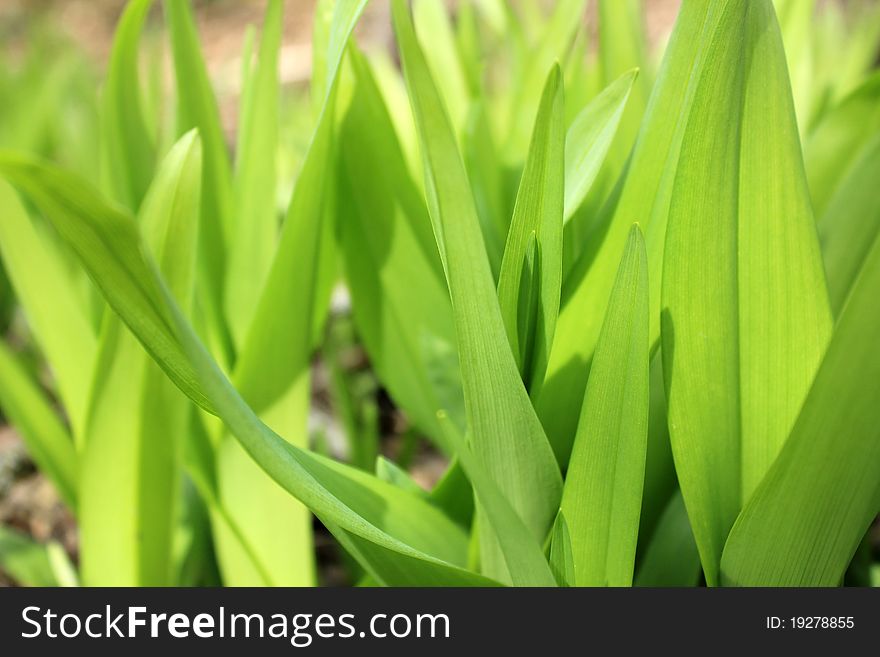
[721,229,880,586]
[392,0,562,583]
[0,157,494,588]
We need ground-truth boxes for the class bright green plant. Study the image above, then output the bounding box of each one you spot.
[0,0,878,588]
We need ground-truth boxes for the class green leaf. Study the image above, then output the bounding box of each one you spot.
[0,158,494,588]
[563,69,637,221]
[721,228,880,587]
[225,0,283,345]
[462,100,507,277]
[634,491,701,587]
[597,0,651,165]
[0,154,215,415]
[79,131,202,586]
[392,0,562,583]
[0,526,77,587]
[0,341,78,510]
[413,0,470,134]
[375,457,428,498]
[497,64,564,394]
[436,412,557,587]
[101,0,156,210]
[661,0,831,585]
[215,1,368,587]
[165,0,234,364]
[637,351,677,548]
[804,72,880,218]
[233,1,368,416]
[338,44,462,446]
[549,511,575,587]
[818,132,880,317]
[561,225,649,586]
[772,0,815,135]
[504,0,587,160]
[0,179,98,438]
[539,0,727,463]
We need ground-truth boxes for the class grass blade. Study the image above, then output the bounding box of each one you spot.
[164,0,234,364]
[392,0,562,583]
[79,132,201,586]
[0,526,77,587]
[0,341,77,510]
[496,64,564,394]
[338,45,463,446]
[549,512,575,587]
[804,72,880,217]
[101,0,155,210]
[563,69,636,221]
[225,0,283,345]
[436,412,557,587]
[818,132,880,316]
[0,179,97,438]
[561,225,649,586]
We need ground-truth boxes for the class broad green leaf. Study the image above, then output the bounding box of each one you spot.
[392,0,562,583]
[0,341,77,510]
[0,179,97,438]
[497,64,563,394]
[634,491,701,587]
[539,0,727,463]
[436,412,557,587]
[0,526,77,588]
[79,131,201,586]
[563,69,636,222]
[661,0,831,585]
[818,132,880,317]
[225,0,283,345]
[561,225,649,586]
[804,72,880,218]
[549,512,575,587]
[101,0,155,211]
[0,158,497,588]
[721,228,880,587]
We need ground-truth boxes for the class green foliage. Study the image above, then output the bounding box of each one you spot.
[0,0,877,588]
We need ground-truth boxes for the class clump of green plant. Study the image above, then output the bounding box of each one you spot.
[0,0,879,588]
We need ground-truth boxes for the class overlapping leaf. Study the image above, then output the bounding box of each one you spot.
[392,0,562,583]
[661,0,831,585]
[721,228,880,586]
